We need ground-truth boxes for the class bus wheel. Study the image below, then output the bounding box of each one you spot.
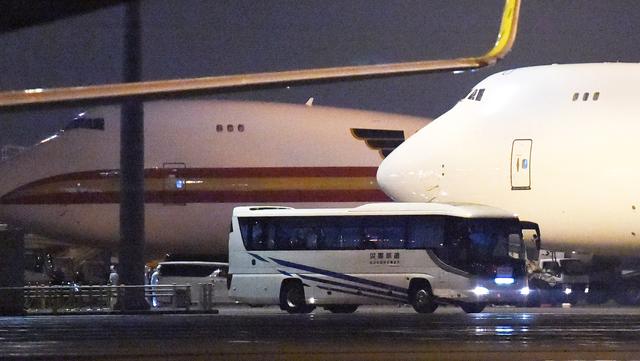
[410,282,438,313]
[586,282,609,305]
[614,281,640,306]
[280,280,313,314]
[460,302,486,313]
[325,305,359,313]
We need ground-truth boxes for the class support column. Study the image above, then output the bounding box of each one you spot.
[117,0,148,310]
[0,227,25,315]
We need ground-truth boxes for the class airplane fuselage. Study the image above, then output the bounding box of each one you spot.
[0,100,428,256]
[378,63,640,255]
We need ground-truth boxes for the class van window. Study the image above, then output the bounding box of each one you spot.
[158,264,218,277]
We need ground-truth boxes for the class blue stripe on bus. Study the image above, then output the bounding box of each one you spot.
[269,257,408,294]
[248,252,269,262]
[316,285,406,303]
[299,274,408,302]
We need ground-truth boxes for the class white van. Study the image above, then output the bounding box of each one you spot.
[152,261,231,307]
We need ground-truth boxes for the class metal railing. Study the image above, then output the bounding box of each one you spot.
[0,283,219,314]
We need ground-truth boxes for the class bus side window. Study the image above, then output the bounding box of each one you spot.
[250,220,265,250]
[275,222,292,250]
[318,225,339,250]
[341,227,362,250]
[364,227,384,249]
[266,223,276,250]
[508,233,525,259]
[385,225,405,249]
[305,228,319,250]
[408,217,444,249]
[239,220,250,249]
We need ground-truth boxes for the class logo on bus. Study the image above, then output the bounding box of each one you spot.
[369,252,400,265]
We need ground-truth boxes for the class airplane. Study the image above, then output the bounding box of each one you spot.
[0,100,428,257]
[376,62,640,304]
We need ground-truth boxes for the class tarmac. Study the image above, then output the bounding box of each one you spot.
[3,304,640,360]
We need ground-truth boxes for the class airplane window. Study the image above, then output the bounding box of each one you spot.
[227,124,234,132]
[216,125,223,132]
[467,89,477,100]
[572,93,579,101]
[476,89,485,101]
[238,124,245,132]
[593,92,600,101]
[582,92,589,101]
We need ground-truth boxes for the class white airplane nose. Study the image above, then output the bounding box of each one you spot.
[376,148,406,202]
[376,127,441,203]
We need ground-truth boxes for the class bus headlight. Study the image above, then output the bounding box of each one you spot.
[472,286,490,296]
[519,287,531,296]
[494,277,515,285]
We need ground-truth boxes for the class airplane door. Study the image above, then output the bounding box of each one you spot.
[510,139,532,190]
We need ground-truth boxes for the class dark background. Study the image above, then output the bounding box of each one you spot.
[1,0,638,146]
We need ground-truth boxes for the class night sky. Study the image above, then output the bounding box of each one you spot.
[1,0,640,146]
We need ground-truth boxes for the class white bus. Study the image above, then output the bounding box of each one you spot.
[228,203,529,314]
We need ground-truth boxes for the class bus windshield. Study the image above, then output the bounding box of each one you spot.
[434,217,525,276]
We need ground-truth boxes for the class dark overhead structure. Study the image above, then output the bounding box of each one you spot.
[0,228,24,315]
[0,0,127,33]
[117,0,149,310]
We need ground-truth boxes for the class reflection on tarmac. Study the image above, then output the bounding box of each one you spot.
[3,306,640,360]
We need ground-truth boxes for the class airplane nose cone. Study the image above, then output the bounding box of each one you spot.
[376,147,407,202]
[376,128,441,203]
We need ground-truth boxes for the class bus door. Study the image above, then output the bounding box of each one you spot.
[510,139,532,190]
[162,162,187,205]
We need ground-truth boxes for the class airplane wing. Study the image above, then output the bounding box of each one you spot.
[0,0,520,108]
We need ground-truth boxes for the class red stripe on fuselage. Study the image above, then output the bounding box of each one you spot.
[1,190,390,205]
[6,167,379,190]
[0,167,390,205]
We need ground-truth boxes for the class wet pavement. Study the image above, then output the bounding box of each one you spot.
[2,305,640,360]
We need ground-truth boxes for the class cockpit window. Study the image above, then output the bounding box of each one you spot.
[466,88,486,102]
[63,117,105,131]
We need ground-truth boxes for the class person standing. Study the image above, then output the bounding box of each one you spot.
[109,265,119,285]
[108,265,119,309]
[150,266,160,307]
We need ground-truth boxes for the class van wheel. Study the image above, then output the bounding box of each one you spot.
[325,305,359,313]
[280,280,314,314]
[410,282,438,313]
[460,302,486,313]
